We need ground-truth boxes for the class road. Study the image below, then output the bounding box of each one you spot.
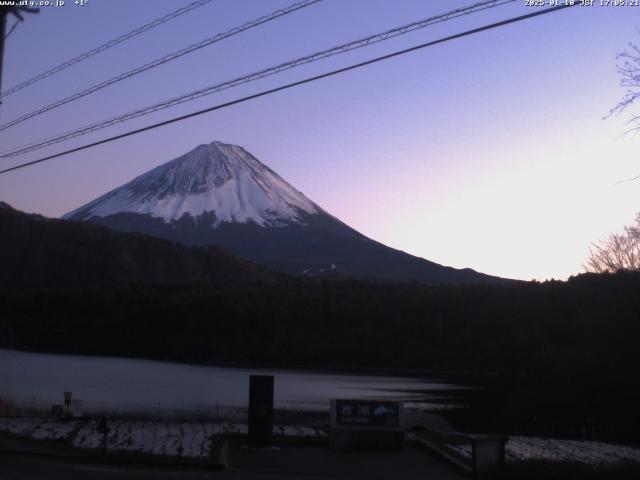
[0,434,465,479]
[0,454,224,480]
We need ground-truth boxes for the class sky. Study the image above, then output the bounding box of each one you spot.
[0,0,638,281]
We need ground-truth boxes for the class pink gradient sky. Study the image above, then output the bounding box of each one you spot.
[0,0,638,281]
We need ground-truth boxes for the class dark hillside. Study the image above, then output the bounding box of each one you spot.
[0,202,277,287]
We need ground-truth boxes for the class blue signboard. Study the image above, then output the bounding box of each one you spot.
[331,399,403,430]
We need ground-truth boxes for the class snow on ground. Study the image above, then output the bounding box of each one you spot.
[30,418,77,441]
[73,420,101,449]
[2,416,639,466]
[445,436,640,466]
[0,417,325,459]
[507,436,640,465]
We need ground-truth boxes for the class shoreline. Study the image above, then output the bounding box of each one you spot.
[0,347,472,381]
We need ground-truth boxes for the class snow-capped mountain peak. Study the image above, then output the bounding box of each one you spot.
[64,141,319,227]
[63,140,504,285]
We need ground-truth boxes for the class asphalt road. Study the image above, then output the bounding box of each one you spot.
[0,448,465,480]
[0,454,223,480]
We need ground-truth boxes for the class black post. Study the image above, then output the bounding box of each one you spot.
[248,375,274,447]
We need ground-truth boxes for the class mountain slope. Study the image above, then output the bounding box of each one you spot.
[65,141,505,285]
[0,202,276,288]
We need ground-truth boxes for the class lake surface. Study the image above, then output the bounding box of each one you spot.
[0,349,460,416]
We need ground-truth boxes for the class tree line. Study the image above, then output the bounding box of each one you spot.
[1,271,639,441]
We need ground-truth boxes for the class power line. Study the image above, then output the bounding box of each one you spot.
[0,0,215,100]
[0,0,321,133]
[0,3,576,177]
[4,18,19,40]
[0,0,515,157]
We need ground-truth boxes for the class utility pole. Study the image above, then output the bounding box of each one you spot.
[0,7,7,100]
[0,6,39,104]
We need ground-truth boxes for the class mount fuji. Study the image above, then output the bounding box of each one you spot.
[64,141,501,284]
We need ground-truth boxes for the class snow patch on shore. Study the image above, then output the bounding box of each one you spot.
[0,417,324,459]
[446,436,640,466]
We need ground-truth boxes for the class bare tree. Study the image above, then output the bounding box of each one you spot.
[607,33,640,189]
[607,33,640,136]
[589,35,640,273]
[586,214,640,273]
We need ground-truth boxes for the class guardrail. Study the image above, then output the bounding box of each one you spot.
[415,428,505,480]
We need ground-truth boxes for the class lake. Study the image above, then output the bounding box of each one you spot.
[0,349,461,416]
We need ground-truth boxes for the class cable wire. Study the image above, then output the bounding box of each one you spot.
[0,0,321,133]
[4,18,19,40]
[0,0,216,100]
[0,0,515,157]
[0,3,576,176]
